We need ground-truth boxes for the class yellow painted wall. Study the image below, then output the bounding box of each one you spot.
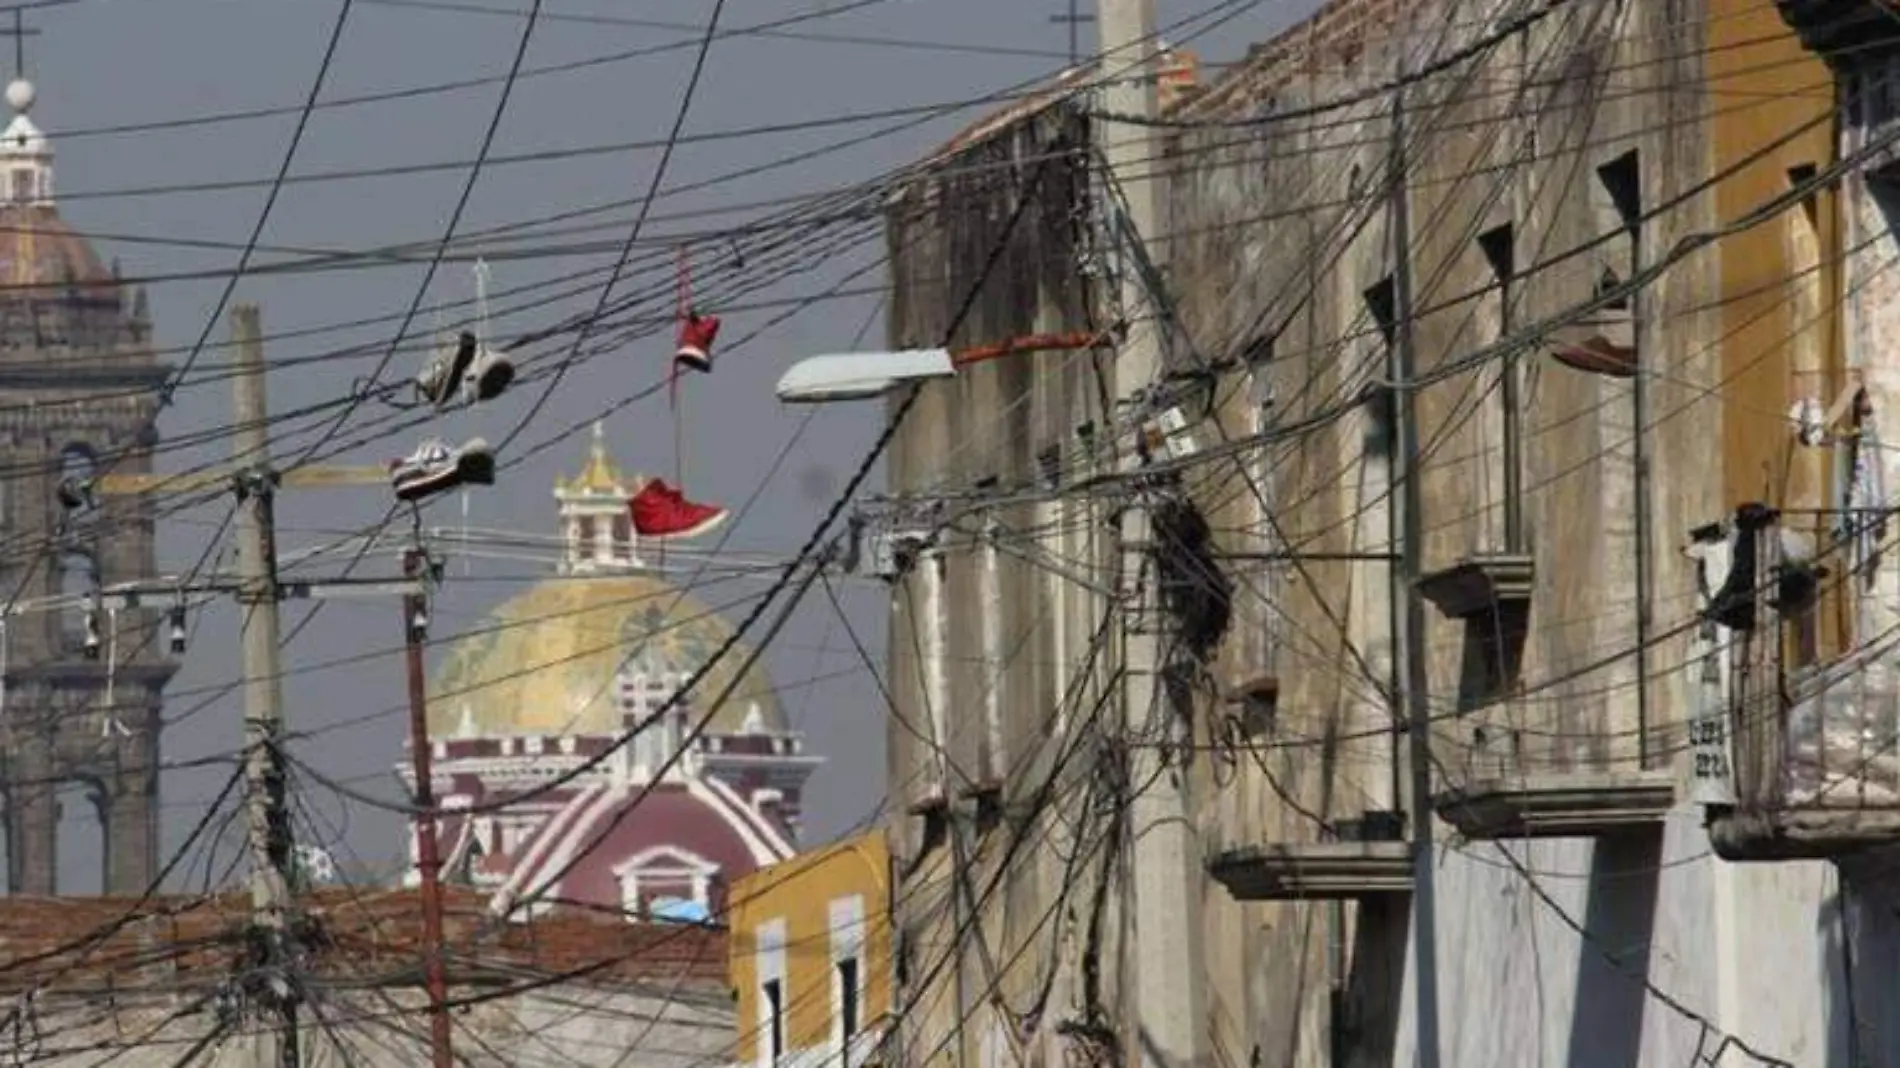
[1707,0,1844,650]
[728,831,894,1065]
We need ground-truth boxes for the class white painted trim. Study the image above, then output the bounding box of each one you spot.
[494,783,624,909]
[921,548,950,791]
[829,894,867,1061]
[694,775,793,862]
[756,917,788,1068]
[979,524,1004,783]
[531,782,629,901]
[611,842,720,878]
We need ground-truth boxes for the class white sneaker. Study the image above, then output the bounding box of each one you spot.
[390,437,497,502]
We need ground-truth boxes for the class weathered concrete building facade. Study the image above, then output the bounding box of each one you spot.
[877,0,1900,1064]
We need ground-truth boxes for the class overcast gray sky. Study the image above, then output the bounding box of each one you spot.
[11,0,1314,892]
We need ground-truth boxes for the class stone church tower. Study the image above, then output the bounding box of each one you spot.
[0,75,176,895]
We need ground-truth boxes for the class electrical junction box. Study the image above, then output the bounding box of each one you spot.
[1142,404,1201,461]
[866,526,932,582]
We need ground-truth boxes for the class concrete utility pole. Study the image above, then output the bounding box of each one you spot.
[401,548,455,1068]
[83,309,440,1067]
[1097,2,1209,1068]
[231,304,302,1068]
[1386,90,1443,1068]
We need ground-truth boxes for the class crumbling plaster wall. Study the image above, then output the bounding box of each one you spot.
[1160,0,1783,1064]
[882,104,1120,1068]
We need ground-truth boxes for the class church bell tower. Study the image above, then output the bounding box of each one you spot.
[0,63,178,896]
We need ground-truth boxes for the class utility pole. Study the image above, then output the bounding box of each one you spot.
[401,547,455,1068]
[79,308,450,1067]
[1386,88,1442,1068]
[231,303,301,1068]
[1098,1,1208,1067]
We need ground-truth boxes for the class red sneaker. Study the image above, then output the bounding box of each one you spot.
[674,312,721,375]
[630,478,728,540]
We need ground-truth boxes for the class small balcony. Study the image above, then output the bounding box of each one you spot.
[1774,1,1900,72]
[1420,544,1678,838]
[1433,770,1676,841]
[1707,639,1900,860]
[1207,811,1414,901]
[1698,506,1900,860]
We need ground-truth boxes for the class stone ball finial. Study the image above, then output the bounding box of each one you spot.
[6,79,35,114]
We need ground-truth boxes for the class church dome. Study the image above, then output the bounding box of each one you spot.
[427,572,787,740]
[0,77,116,301]
[0,204,114,297]
[429,427,784,741]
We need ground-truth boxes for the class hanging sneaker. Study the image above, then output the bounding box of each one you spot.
[465,341,516,403]
[390,437,496,503]
[416,332,478,409]
[674,311,721,375]
[629,478,728,540]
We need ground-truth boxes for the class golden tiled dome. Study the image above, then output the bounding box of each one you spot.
[427,574,785,739]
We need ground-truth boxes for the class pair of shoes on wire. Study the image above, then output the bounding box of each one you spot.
[390,437,497,503]
[415,331,516,410]
[643,305,726,538]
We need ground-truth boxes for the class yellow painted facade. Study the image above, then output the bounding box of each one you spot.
[1707,0,1847,652]
[728,831,893,1067]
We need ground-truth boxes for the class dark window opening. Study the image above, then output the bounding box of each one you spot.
[577,516,597,561]
[1477,223,1515,284]
[1362,277,1398,346]
[1596,150,1641,232]
[1788,161,1821,231]
[764,978,785,1059]
[838,956,861,1047]
[1240,333,1273,368]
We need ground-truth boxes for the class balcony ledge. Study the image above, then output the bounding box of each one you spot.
[1207,842,1414,901]
[1433,770,1676,839]
[1707,804,1900,861]
[1774,1,1900,71]
[1416,553,1535,620]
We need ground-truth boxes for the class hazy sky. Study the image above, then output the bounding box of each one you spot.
[9,0,1313,892]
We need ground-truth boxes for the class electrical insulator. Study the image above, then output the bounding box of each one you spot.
[167,605,188,655]
[83,611,101,660]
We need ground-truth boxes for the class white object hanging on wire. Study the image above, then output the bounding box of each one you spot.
[101,605,128,738]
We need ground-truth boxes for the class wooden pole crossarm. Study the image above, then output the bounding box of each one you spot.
[90,463,392,497]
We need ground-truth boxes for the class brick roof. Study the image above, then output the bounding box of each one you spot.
[0,886,728,994]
